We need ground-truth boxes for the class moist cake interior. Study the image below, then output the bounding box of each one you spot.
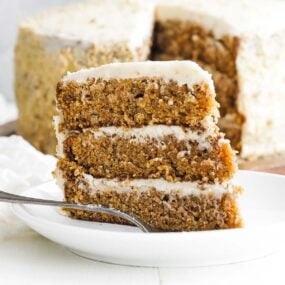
[152,19,244,151]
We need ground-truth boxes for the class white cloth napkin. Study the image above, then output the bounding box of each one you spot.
[0,136,56,240]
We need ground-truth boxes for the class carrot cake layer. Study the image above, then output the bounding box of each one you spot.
[56,61,217,130]
[55,166,242,231]
[57,125,236,183]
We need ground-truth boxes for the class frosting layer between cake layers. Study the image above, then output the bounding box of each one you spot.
[55,117,221,152]
[55,167,238,198]
[83,174,236,197]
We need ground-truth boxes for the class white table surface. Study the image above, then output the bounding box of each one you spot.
[0,230,284,285]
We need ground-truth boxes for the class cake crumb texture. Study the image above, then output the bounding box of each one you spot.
[62,130,236,183]
[63,177,242,231]
[57,78,216,130]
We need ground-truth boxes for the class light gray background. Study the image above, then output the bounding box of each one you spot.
[0,0,80,101]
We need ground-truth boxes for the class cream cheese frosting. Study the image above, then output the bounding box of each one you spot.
[89,125,216,151]
[90,125,212,142]
[82,173,235,197]
[20,0,154,52]
[62,60,215,93]
[54,115,231,158]
[156,0,285,38]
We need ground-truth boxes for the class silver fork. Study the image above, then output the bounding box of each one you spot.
[0,190,156,233]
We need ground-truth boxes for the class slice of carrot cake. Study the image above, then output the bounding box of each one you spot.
[54,61,242,231]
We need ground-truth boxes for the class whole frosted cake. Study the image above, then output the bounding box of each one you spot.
[54,61,242,231]
[15,0,285,159]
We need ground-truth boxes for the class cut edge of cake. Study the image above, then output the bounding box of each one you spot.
[155,0,285,159]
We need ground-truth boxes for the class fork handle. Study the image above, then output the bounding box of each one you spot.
[0,190,67,207]
[0,190,154,233]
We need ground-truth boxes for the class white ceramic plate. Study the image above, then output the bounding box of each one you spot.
[12,170,285,267]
